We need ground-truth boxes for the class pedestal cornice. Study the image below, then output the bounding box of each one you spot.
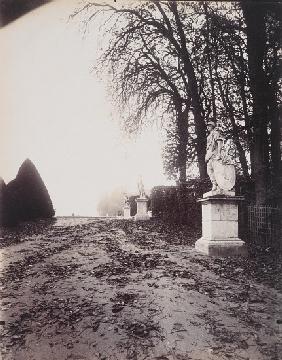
[198,195,244,204]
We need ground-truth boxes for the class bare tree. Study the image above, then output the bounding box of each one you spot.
[77,1,208,179]
[75,1,281,205]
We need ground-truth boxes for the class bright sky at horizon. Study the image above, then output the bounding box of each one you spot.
[0,0,171,216]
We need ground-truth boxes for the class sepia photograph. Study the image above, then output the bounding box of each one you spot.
[0,0,281,359]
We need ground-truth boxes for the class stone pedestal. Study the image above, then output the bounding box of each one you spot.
[204,189,235,197]
[195,196,247,256]
[135,197,150,221]
[123,205,131,219]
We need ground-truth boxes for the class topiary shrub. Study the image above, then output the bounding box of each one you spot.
[1,159,55,226]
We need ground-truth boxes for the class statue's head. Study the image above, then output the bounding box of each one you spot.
[207,120,216,132]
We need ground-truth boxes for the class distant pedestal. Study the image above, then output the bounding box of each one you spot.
[195,196,247,256]
[135,197,150,221]
[123,205,131,219]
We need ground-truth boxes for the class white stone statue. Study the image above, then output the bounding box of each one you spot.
[137,175,146,198]
[205,121,235,194]
[123,193,130,206]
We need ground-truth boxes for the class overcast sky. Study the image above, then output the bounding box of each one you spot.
[0,0,170,216]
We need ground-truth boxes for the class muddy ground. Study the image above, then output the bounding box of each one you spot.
[0,217,281,360]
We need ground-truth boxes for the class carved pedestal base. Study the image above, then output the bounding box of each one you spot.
[195,238,246,256]
[135,197,150,221]
[123,205,131,219]
[195,196,247,256]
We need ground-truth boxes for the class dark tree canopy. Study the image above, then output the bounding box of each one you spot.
[1,159,55,226]
[0,0,51,26]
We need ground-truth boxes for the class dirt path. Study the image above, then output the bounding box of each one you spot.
[0,218,281,360]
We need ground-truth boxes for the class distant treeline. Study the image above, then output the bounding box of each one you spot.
[0,159,55,226]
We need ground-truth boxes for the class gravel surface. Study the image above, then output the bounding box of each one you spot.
[0,217,281,360]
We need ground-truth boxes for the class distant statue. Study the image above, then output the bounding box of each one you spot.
[205,121,235,193]
[124,193,130,206]
[137,175,146,198]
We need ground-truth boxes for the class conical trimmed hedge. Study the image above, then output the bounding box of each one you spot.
[1,159,55,226]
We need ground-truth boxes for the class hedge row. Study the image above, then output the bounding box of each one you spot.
[150,177,260,229]
[151,179,211,226]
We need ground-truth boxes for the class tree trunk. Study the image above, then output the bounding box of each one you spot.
[230,49,256,176]
[241,2,269,204]
[203,3,217,121]
[267,2,282,185]
[225,96,250,179]
[214,64,250,179]
[169,1,208,179]
[269,83,281,182]
[189,75,208,180]
[174,98,189,184]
